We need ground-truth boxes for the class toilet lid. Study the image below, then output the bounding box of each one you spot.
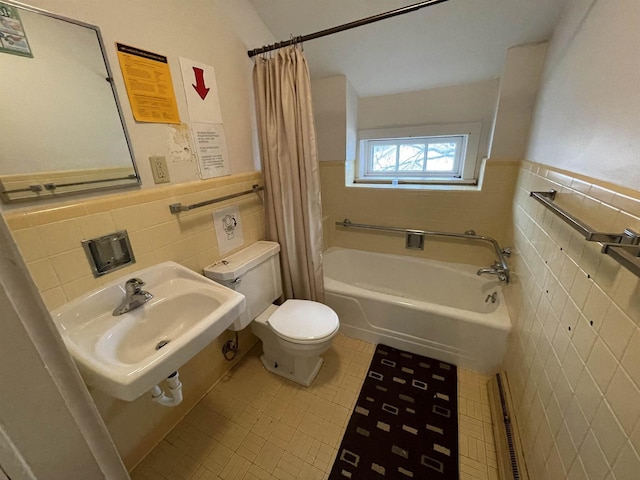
[268,300,339,342]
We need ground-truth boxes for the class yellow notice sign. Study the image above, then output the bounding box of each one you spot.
[116,43,180,124]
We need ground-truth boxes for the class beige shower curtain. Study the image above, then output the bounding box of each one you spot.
[253,46,324,302]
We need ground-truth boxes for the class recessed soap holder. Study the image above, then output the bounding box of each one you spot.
[406,232,424,250]
[82,230,135,277]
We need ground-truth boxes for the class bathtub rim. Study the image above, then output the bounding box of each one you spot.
[323,247,511,332]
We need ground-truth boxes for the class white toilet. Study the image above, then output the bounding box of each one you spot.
[204,241,339,386]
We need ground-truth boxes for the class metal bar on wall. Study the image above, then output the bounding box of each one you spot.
[168,184,263,214]
[335,218,511,281]
[530,190,640,278]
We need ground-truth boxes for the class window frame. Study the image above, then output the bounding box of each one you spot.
[356,122,482,185]
[363,135,466,179]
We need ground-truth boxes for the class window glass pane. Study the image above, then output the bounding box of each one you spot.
[398,144,425,171]
[371,145,397,172]
[426,142,456,171]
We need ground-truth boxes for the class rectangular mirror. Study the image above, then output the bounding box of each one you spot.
[0,1,140,203]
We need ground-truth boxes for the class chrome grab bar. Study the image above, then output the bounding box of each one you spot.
[335,218,511,282]
[530,190,640,278]
[530,190,640,245]
[169,184,263,214]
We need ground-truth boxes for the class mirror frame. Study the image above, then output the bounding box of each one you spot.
[0,0,140,203]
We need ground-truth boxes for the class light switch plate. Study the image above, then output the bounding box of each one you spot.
[150,156,170,184]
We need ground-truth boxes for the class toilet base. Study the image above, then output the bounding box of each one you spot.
[251,305,335,387]
[259,353,323,387]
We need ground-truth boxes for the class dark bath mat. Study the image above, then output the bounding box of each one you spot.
[329,344,458,479]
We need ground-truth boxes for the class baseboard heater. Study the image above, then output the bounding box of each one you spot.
[487,372,529,480]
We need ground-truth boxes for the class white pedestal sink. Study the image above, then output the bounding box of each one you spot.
[50,261,245,401]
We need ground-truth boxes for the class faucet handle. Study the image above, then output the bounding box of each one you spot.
[125,278,145,293]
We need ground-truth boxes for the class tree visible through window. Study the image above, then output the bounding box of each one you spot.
[362,135,465,180]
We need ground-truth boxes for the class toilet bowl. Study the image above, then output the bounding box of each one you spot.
[204,241,339,386]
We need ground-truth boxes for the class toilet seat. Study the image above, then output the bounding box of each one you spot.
[268,300,339,344]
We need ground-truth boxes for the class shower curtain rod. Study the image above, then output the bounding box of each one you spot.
[247,0,451,58]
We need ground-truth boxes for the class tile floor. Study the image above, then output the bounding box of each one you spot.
[132,335,499,480]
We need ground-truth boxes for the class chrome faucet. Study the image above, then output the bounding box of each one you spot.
[477,262,510,283]
[113,278,153,316]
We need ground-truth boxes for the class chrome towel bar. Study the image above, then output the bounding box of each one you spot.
[530,190,640,245]
[530,190,640,277]
[169,184,263,214]
[335,218,511,282]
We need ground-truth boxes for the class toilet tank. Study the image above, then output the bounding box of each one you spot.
[204,241,283,331]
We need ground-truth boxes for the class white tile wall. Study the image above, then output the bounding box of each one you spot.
[503,162,640,479]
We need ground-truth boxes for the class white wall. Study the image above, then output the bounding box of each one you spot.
[490,43,548,160]
[311,75,348,162]
[214,0,276,172]
[345,78,358,163]
[526,0,640,190]
[215,0,276,52]
[358,79,499,169]
[18,0,274,187]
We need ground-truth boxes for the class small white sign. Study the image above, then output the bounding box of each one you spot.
[213,206,244,255]
[179,57,222,123]
[191,123,229,179]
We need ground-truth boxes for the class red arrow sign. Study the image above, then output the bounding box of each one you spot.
[192,67,210,100]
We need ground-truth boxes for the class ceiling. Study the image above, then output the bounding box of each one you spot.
[247,0,568,97]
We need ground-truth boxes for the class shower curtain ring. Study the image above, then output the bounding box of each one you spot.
[289,34,302,50]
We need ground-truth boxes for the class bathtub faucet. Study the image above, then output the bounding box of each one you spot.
[477,262,510,283]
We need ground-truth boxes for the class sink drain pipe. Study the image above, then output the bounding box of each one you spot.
[150,371,183,407]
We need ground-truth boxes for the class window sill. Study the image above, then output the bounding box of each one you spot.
[348,181,481,192]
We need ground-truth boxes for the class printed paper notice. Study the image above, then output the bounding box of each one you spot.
[0,3,33,57]
[116,43,180,124]
[192,123,229,179]
[213,206,244,255]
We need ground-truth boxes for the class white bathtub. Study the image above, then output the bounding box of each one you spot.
[323,248,511,374]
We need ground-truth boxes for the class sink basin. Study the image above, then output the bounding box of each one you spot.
[51,261,245,401]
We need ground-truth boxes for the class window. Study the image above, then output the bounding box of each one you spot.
[363,136,465,178]
[355,123,481,186]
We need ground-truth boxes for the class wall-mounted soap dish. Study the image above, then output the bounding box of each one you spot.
[82,230,135,277]
[406,232,425,250]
